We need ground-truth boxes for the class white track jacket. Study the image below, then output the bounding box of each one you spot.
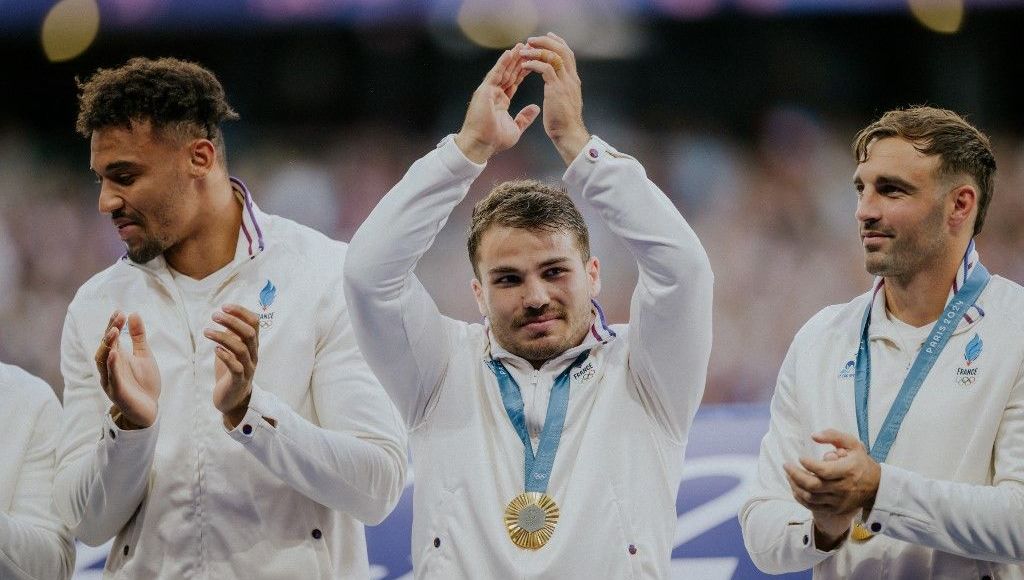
[0,362,74,580]
[344,136,713,579]
[740,254,1024,579]
[55,188,406,579]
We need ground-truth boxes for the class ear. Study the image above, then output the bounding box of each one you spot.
[586,256,601,298]
[187,138,217,178]
[947,184,977,232]
[471,278,488,317]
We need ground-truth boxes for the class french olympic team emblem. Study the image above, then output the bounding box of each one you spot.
[954,333,982,387]
[258,280,277,329]
[838,360,856,380]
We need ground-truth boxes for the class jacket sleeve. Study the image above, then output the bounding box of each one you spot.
[861,368,1024,564]
[739,334,841,574]
[225,255,407,525]
[343,136,486,428]
[53,305,158,546]
[0,394,75,580]
[563,137,713,442]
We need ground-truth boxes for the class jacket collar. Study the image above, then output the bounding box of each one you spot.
[122,176,268,277]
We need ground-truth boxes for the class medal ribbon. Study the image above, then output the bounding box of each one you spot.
[487,350,591,493]
[855,258,990,463]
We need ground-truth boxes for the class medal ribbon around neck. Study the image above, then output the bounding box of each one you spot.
[854,260,990,464]
[486,350,591,549]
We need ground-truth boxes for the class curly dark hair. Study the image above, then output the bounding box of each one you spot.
[853,106,996,236]
[76,57,239,157]
[467,179,590,278]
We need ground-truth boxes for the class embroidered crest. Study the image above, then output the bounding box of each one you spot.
[953,333,982,387]
[258,280,277,329]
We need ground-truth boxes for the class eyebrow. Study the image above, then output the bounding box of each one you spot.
[486,257,573,275]
[853,174,918,192]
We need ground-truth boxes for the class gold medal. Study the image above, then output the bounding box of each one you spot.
[851,522,874,542]
[504,492,559,549]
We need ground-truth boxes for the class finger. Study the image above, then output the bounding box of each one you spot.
[212,310,259,361]
[784,462,825,492]
[800,456,845,481]
[500,43,524,89]
[106,310,126,333]
[483,48,515,86]
[823,451,840,461]
[221,304,260,333]
[94,326,120,384]
[526,34,575,75]
[215,345,245,375]
[105,348,122,399]
[521,59,559,84]
[204,328,252,369]
[521,48,564,75]
[514,104,541,132]
[126,313,151,357]
[812,429,862,451]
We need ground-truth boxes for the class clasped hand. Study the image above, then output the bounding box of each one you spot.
[784,429,882,547]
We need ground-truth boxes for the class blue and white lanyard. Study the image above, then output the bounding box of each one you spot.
[855,262,990,462]
[487,351,591,493]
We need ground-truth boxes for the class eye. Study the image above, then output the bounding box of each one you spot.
[492,274,521,286]
[876,184,903,195]
[114,173,136,186]
[543,267,567,278]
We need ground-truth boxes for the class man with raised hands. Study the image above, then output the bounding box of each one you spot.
[344,34,713,578]
[740,107,1024,578]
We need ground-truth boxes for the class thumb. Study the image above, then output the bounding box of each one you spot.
[812,428,862,451]
[514,104,541,132]
[127,313,150,357]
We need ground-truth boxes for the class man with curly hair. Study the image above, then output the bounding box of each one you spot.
[55,57,406,579]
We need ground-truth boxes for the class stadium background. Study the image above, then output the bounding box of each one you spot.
[1,1,1022,578]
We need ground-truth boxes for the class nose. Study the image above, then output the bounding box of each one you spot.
[522,276,550,310]
[97,179,123,215]
[855,188,880,225]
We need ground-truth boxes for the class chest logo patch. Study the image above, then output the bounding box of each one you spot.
[838,359,856,380]
[572,361,595,384]
[954,333,982,387]
[258,280,277,329]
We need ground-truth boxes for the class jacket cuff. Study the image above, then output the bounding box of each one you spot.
[435,134,487,178]
[225,384,284,443]
[863,462,908,537]
[563,135,635,193]
[101,409,158,446]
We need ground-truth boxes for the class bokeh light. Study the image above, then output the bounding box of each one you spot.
[41,0,100,63]
[457,0,538,49]
[908,0,965,34]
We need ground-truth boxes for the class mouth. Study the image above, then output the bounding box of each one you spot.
[861,231,891,248]
[112,217,142,240]
[519,315,562,333]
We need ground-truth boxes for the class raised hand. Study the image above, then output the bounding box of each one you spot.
[204,304,260,429]
[94,311,161,429]
[454,43,540,164]
[521,32,589,165]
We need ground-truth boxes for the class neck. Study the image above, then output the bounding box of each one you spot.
[164,175,242,279]
[883,240,970,327]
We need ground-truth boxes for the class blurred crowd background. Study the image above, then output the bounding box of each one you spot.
[2,0,1023,405]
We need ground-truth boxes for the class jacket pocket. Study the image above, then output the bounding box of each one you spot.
[416,487,460,579]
